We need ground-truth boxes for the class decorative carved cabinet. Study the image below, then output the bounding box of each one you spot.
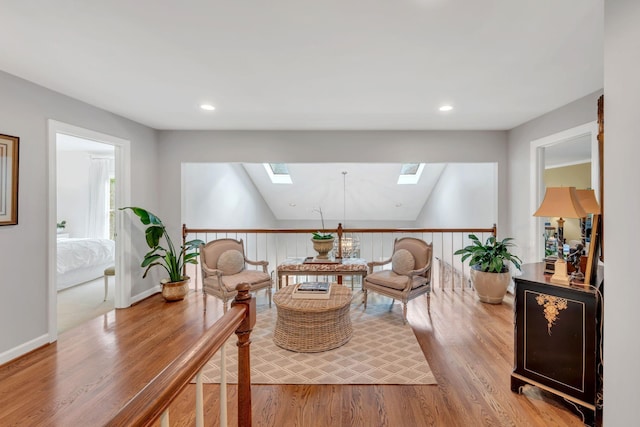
[511,263,603,426]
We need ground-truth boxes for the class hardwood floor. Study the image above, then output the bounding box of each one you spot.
[163,289,586,427]
[0,286,586,426]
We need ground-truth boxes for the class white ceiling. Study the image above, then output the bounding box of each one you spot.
[0,1,603,131]
[544,135,592,168]
[56,134,115,155]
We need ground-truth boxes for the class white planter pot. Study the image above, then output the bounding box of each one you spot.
[470,268,511,304]
[311,237,335,259]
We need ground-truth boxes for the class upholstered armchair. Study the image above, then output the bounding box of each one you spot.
[200,238,272,312]
[363,237,433,324]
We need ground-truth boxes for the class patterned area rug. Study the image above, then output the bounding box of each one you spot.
[200,296,437,385]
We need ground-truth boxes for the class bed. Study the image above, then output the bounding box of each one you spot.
[57,237,115,291]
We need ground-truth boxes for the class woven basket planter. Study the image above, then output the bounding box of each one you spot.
[161,277,190,301]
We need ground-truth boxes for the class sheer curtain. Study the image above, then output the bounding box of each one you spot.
[86,158,112,239]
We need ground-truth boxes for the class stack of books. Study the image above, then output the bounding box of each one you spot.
[292,282,332,299]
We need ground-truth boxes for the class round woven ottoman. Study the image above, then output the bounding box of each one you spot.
[273,284,353,352]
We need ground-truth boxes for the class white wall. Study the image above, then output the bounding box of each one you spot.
[507,90,603,263]
[0,70,159,361]
[182,163,277,227]
[603,1,640,424]
[56,150,115,237]
[57,151,91,237]
[416,163,497,229]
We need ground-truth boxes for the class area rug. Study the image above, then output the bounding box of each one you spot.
[199,297,437,385]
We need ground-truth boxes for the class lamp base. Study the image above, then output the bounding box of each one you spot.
[550,259,570,285]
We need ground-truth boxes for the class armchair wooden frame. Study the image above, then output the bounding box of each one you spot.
[363,237,433,324]
[200,238,272,312]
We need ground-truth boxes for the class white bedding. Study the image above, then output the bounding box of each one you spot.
[57,237,115,290]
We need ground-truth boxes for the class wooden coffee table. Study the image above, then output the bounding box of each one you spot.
[272,284,353,352]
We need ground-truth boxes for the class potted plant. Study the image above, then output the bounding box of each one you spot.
[454,234,522,304]
[121,207,204,301]
[311,207,334,259]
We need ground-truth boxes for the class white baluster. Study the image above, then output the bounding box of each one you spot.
[196,370,203,427]
[160,409,169,427]
[220,343,228,427]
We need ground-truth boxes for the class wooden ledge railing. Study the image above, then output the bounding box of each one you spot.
[108,284,256,427]
[182,224,496,290]
[183,224,497,258]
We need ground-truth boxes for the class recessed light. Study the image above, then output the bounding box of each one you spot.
[439,105,453,112]
[200,104,215,111]
[289,203,296,207]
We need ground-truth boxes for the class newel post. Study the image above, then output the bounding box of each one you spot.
[182,224,187,276]
[232,283,256,427]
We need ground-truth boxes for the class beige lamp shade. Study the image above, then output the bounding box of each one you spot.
[533,187,587,219]
[575,189,601,215]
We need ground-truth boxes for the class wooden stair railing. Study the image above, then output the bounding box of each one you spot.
[107,284,256,427]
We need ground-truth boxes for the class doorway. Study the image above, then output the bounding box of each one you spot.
[47,120,131,341]
[529,121,599,262]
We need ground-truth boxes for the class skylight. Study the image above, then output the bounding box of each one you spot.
[264,163,292,184]
[397,163,425,184]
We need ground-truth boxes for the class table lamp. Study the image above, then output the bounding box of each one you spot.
[570,189,601,280]
[576,189,601,216]
[533,187,587,285]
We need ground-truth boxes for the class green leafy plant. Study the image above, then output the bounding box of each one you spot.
[311,207,333,240]
[120,207,204,282]
[56,220,66,229]
[312,231,334,240]
[454,234,522,273]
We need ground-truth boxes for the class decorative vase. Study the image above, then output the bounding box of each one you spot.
[160,276,190,301]
[311,237,335,259]
[470,268,511,304]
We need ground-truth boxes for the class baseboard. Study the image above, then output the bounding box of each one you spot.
[130,285,161,305]
[0,333,49,366]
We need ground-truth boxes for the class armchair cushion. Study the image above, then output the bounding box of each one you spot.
[365,270,426,291]
[218,270,272,292]
[217,249,245,275]
[392,249,415,275]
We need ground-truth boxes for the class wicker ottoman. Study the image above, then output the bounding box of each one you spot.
[273,284,353,352]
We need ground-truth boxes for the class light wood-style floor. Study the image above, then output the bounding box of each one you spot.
[162,288,585,427]
[0,286,586,426]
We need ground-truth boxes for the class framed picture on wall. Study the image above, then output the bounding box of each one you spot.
[0,133,19,225]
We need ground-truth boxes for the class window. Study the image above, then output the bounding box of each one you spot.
[397,163,425,184]
[264,163,293,184]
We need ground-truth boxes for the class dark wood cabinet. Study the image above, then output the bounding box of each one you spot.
[511,263,603,426]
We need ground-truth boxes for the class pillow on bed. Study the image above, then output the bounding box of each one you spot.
[392,249,415,275]
[218,249,245,275]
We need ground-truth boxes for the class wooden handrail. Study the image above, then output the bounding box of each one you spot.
[183,224,496,263]
[107,285,256,427]
[183,225,497,235]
